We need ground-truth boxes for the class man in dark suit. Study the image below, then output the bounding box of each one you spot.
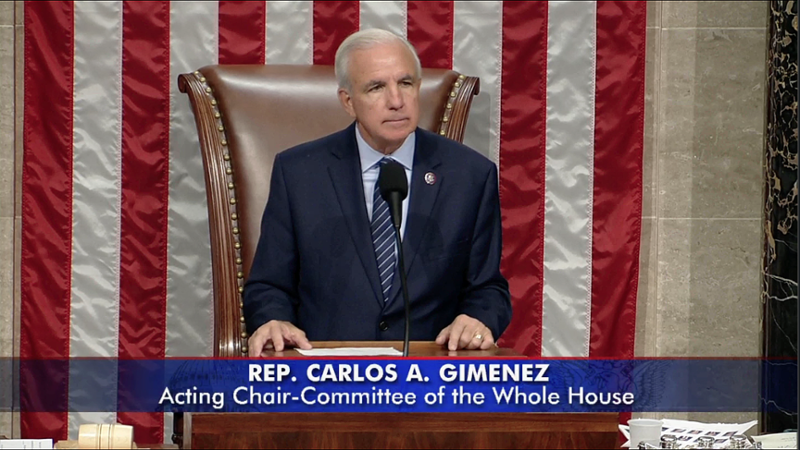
[244,29,511,356]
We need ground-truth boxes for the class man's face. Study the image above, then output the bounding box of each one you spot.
[338,41,421,154]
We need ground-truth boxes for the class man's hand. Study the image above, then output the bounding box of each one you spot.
[435,314,494,351]
[248,320,312,356]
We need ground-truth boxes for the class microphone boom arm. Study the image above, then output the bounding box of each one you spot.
[392,220,411,357]
[379,162,411,357]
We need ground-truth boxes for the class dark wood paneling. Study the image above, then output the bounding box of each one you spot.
[184,412,619,449]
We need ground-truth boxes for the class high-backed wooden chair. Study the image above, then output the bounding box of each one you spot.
[178,65,480,357]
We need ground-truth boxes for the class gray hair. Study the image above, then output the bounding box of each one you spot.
[334,28,422,91]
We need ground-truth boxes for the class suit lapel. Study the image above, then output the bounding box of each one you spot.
[386,129,442,307]
[328,123,384,308]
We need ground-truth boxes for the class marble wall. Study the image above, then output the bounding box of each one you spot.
[635,0,770,429]
[761,0,798,434]
[0,0,776,439]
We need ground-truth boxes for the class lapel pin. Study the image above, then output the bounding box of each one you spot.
[425,172,436,185]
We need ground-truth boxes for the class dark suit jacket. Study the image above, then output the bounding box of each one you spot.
[243,122,512,341]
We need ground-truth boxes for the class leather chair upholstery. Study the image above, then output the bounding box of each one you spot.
[178,64,480,357]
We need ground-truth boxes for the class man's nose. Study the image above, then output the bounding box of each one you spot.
[386,86,404,109]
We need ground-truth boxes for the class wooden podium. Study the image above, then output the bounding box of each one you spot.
[177,342,620,449]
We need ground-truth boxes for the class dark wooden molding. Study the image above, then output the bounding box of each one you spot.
[440,75,480,143]
[183,412,619,449]
[178,71,246,358]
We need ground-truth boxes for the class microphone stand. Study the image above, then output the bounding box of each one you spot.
[392,224,411,357]
[380,160,411,358]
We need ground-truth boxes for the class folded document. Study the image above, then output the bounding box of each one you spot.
[295,347,403,356]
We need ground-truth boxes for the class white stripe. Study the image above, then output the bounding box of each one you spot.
[266,1,313,65]
[375,228,394,248]
[378,257,394,272]
[377,243,394,260]
[69,0,123,438]
[360,1,407,39]
[374,216,392,236]
[541,1,596,357]
[452,1,503,162]
[167,3,218,442]
[372,207,390,227]
[167,2,217,359]
[380,263,395,278]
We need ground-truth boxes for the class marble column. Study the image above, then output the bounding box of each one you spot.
[761,0,798,435]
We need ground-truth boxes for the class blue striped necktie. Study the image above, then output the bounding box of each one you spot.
[371,158,396,302]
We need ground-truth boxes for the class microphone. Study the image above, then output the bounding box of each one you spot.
[379,160,407,229]
[378,160,411,357]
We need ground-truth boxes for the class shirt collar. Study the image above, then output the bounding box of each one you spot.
[356,124,415,174]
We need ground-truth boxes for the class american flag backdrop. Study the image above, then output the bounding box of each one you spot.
[20,0,646,442]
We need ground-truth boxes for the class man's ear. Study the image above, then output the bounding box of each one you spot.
[338,88,357,119]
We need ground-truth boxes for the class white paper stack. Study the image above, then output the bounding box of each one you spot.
[295,347,403,356]
[0,439,53,449]
[751,432,797,449]
[619,418,757,448]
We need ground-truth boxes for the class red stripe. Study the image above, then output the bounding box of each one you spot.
[312,0,359,65]
[117,1,170,443]
[590,0,647,359]
[219,1,266,64]
[495,1,548,358]
[407,1,453,69]
[20,0,74,440]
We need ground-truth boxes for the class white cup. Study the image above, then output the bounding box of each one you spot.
[628,419,662,448]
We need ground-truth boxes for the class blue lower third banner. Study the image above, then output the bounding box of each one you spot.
[4,358,796,414]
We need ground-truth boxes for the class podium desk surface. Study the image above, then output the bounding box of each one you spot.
[258,341,524,358]
[53,441,177,449]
